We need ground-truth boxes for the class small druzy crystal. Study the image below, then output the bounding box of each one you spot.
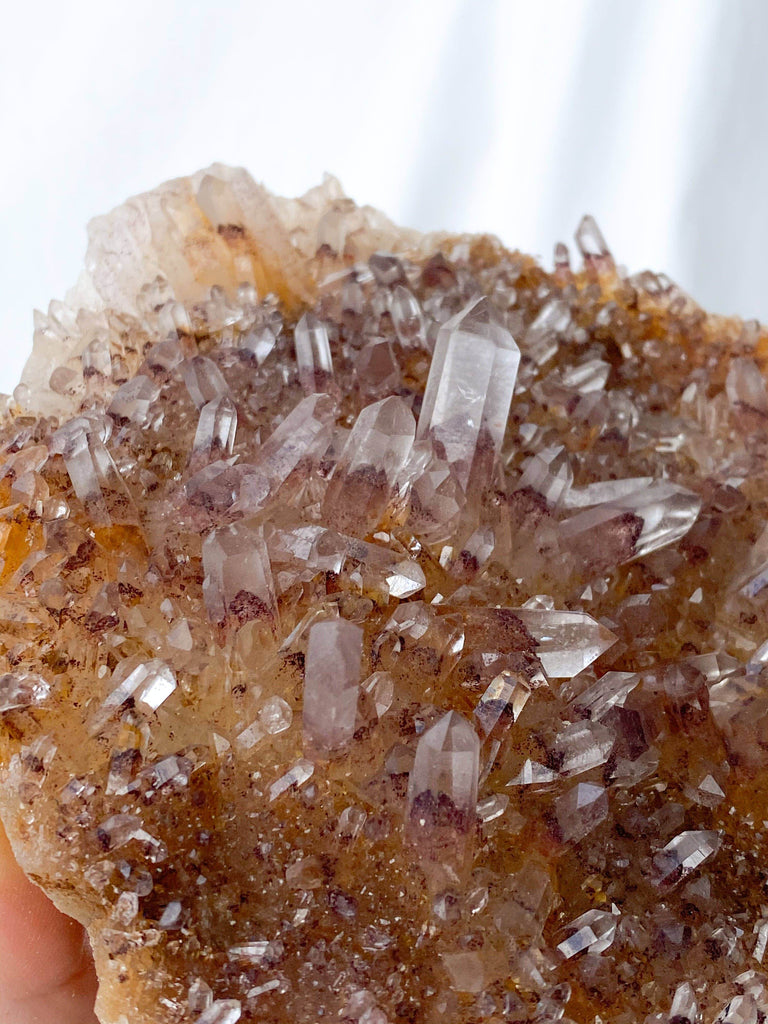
[1,166,768,1024]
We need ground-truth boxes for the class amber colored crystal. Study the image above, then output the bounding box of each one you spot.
[2,166,768,1024]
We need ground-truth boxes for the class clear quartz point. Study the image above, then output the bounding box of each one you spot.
[416,297,520,490]
[557,905,619,958]
[506,759,559,787]
[725,357,768,414]
[233,393,336,513]
[182,357,229,409]
[194,1000,242,1024]
[571,671,639,720]
[389,285,426,347]
[104,659,177,712]
[653,830,721,888]
[555,782,608,843]
[669,982,698,1023]
[554,242,571,272]
[406,711,480,833]
[303,619,364,756]
[554,721,614,776]
[474,670,531,737]
[193,394,237,458]
[575,214,612,265]
[324,396,415,535]
[202,522,275,625]
[513,609,617,678]
[515,444,573,508]
[0,672,50,713]
[562,477,654,509]
[714,995,759,1024]
[108,375,160,424]
[561,480,701,563]
[294,312,333,394]
[188,978,214,1014]
[523,298,571,367]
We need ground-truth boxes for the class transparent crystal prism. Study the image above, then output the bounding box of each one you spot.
[303,618,364,756]
[669,982,698,1023]
[104,659,177,712]
[0,672,50,713]
[294,312,333,394]
[571,671,639,720]
[324,396,415,535]
[554,721,614,776]
[416,297,520,490]
[515,444,573,508]
[193,394,237,459]
[474,670,531,737]
[233,393,336,513]
[107,375,160,424]
[726,357,768,414]
[562,477,654,509]
[506,759,559,787]
[194,1000,242,1024]
[269,759,314,802]
[575,215,612,265]
[202,522,275,625]
[523,298,571,367]
[557,905,619,958]
[389,285,426,347]
[513,609,617,678]
[406,711,480,827]
[561,480,701,563]
[653,830,721,888]
[555,782,608,843]
[182,357,229,409]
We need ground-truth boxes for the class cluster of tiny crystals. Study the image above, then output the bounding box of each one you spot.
[2,174,768,1024]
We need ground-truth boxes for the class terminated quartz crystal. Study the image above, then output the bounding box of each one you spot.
[3,166,768,1024]
[303,618,364,756]
[406,711,480,877]
[324,396,415,534]
[416,297,520,490]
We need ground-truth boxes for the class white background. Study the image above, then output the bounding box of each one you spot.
[1,0,766,393]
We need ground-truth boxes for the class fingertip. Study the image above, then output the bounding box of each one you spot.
[0,818,98,1023]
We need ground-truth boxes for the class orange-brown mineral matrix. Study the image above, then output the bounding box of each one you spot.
[1,167,768,1024]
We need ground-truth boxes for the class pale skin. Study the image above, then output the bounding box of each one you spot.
[0,819,98,1024]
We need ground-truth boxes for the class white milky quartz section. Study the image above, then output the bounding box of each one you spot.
[416,297,520,489]
[407,711,480,819]
[303,619,364,756]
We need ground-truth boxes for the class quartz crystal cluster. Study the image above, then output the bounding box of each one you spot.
[2,166,768,1024]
